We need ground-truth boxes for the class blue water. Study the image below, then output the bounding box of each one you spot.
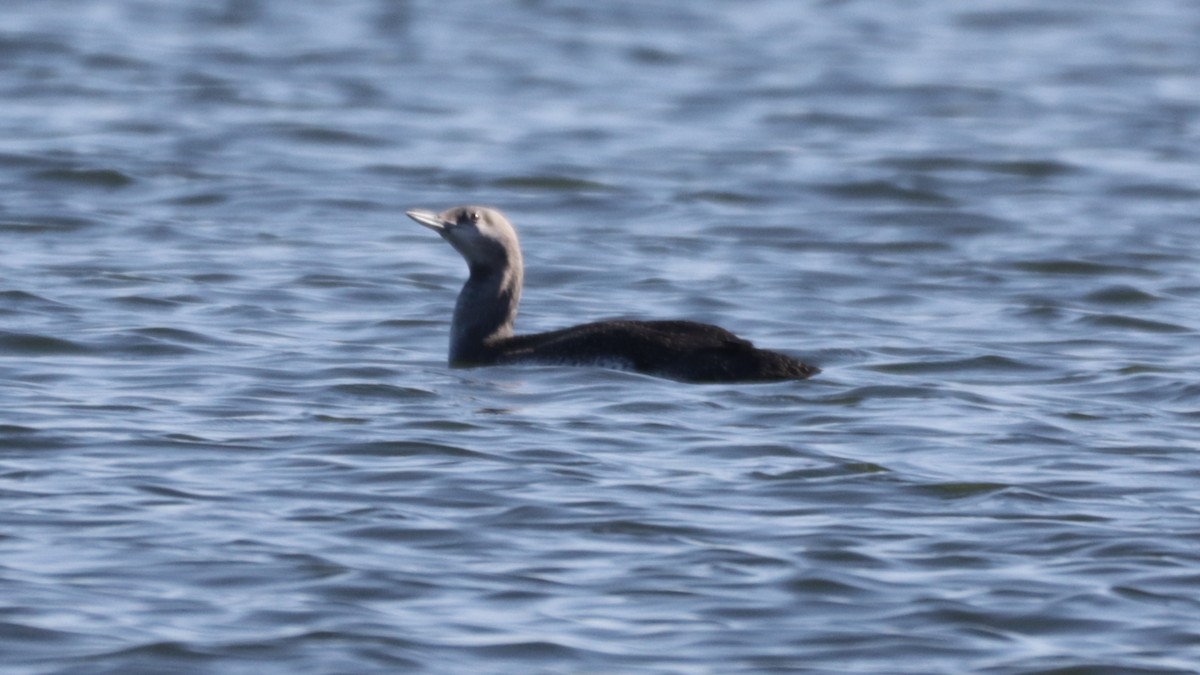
[2,1,1199,673]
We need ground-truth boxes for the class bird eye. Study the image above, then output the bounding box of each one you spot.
[469,210,481,222]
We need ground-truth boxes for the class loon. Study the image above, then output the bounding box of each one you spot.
[406,206,818,383]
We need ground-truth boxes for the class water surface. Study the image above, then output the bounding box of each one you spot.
[2,1,1199,673]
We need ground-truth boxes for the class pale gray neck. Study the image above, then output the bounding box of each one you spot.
[448,254,523,364]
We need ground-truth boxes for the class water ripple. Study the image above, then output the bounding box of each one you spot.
[2,1,1199,673]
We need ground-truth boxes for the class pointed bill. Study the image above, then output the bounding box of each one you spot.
[406,209,446,231]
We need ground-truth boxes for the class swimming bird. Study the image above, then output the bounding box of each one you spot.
[406,206,819,383]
